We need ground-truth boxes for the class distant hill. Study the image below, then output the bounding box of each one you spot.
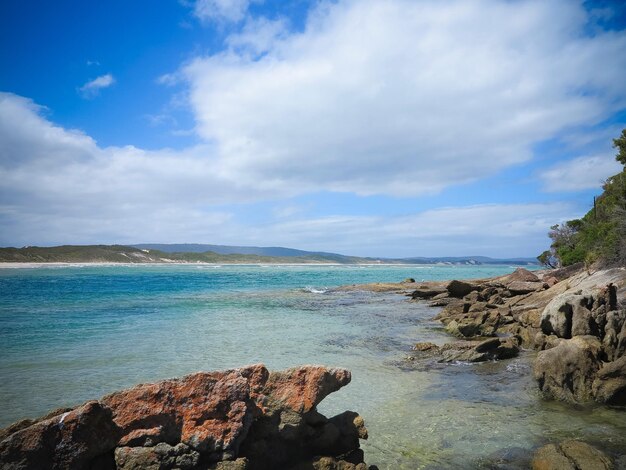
[133,244,537,265]
[132,243,359,262]
[0,245,362,264]
[0,244,539,265]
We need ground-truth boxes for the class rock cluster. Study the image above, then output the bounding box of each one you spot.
[418,266,626,406]
[425,268,546,340]
[533,284,626,405]
[0,365,372,470]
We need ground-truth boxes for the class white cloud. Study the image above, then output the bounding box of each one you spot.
[226,16,289,55]
[182,0,626,196]
[193,0,255,24]
[78,73,115,98]
[0,92,574,256]
[0,92,269,246]
[540,154,623,192]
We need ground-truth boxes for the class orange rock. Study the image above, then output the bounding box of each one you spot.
[260,366,351,414]
[0,364,361,469]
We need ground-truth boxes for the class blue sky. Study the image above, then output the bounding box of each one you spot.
[1,0,625,257]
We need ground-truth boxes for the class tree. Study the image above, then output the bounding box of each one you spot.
[614,128,626,166]
[537,250,558,268]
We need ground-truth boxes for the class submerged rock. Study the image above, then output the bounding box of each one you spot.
[407,337,519,366]
[0,365,370,470]
[531,440,614,470]
[439,337,519,363]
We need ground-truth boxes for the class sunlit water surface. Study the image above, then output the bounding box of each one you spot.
[1,264,625,468]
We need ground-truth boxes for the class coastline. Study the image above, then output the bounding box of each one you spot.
[0,261,537,269]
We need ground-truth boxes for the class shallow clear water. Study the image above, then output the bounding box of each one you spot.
[1,264,624,468]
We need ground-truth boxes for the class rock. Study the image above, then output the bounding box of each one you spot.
[261,366,351,415]
[533,336,603,403]
[210,458,249,469]
[446,280,476,298]
[468,301,488,313]
[464,291,484,303]
[543,262,584,282]
[541,300,573,338]
[507,268,540,283]
[411,287,446,299]
[482,446,532,470]
[571,303,597,337]
[439,337,519,363]
[508,281,543,296]
[532,440,613,470]
[603,310,626,361]
[115,442,201,470]
[488,294,505,305]
[541,293,594,339]
[0,365,370,470]
[102,366,264,453]
[543,276,559,288]
[0,401,119,470]
[592,355,626,405]
[401,278,415,283]
[412,342,439,352]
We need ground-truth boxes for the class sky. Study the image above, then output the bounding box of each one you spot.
[1,0,625,258]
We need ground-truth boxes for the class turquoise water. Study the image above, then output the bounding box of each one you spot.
[1,264,625,468]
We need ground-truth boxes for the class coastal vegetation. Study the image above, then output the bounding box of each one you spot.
[0,244,537,265]
[538,129,626,268]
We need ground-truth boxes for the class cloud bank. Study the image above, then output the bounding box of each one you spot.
[0,92,577,255]
[182,0,626,196]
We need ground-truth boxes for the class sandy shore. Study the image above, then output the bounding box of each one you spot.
[0,261,362,269]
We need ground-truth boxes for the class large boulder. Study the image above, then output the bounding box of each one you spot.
[592,355,626,405]
[532,440,613,470]
[533,336,603,403]
[446,280,477,298]
[0,365,369,470]
[507,268,540,283]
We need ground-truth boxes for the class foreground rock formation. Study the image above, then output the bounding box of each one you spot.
[410,265,626,406]
[0,365,372,470]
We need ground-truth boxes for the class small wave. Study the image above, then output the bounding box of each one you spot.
[506,361,530,374]
[303,286,328,294]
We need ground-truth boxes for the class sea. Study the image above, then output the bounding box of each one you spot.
[1,264,625,469]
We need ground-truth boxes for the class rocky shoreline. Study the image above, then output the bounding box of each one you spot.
[0,365,373,470]
[400,264,626,468]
